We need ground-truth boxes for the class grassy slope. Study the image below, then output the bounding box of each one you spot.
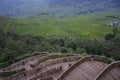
[5,9,120,39]
[0,16,14,32]
[14,16,111,38]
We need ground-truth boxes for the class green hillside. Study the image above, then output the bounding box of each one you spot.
[0,11,120,70]
[0,16,14,32]
[0,1,120,77]
[13,11,120,39]
[1,10,120,39]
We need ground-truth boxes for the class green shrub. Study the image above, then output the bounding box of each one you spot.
[94,56,112,64]
[0,60,12,69]
[1,68,25,78]
[16,52,42,62]
[35,55,71,66]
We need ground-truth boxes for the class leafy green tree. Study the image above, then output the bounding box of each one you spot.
[60,47,69,53]
[105,33,114,40]
[85,40,107,55]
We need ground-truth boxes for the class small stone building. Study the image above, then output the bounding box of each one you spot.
[107,21,120,27]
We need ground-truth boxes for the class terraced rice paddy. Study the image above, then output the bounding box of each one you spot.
[0,53,120,80]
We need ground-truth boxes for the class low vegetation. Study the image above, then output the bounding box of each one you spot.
[33,55,72,67]
[0,25,120,69]
[1,68,25,78]
[14,14,113,38]
[94,56,112,64]
[0,11,120,69]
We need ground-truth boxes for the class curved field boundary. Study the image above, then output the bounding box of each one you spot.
[57,55,112,80]
[32,54,79,67]
[0,53,51,72]
[95,61,120,80]
[36,56,81,68]
[93,55,112,64]
[29,66,62,80]
[2,56,80,80]
[0,68,25,78]
[39,76,53,80]
[57,56,91,80]
[39,77,53,80]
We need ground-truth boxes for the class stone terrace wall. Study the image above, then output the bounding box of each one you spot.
[57,55,111,80]
[2,56,80,80]
[29,66,62,80]
[95,61,120,80]
[57,56,91,80]
[0,53,51,72]
[40,77,53,80]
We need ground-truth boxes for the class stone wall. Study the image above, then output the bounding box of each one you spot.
[2,56,80,80]
[57,56,91,80]
[57,55,110,80]
[29,66,62,80]
[0,53,50,72]
[95,61,120,80]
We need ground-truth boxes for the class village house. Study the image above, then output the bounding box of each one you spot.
[107,21,120,27]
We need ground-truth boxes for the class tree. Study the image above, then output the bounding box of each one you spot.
[2,52,16,63]
[85,40,107,55]
[60,47,69,53]
[105,33,114,40]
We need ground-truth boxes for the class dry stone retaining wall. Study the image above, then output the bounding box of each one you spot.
[57,56,90,80]
[0,53,50,72]
[95,61,120,80]
[39,77,53,80]
[2,56,80,80]
[29,66,62,80]
[57,55,111,80]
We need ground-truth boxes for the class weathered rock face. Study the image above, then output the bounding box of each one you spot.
[0,0,120,17]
